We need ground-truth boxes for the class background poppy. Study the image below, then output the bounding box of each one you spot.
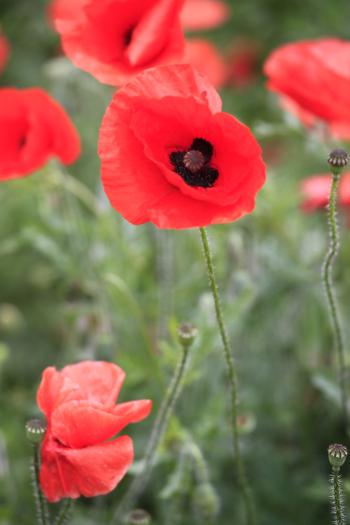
[0,87,80,181]
[264,38,350,140]
[50,0,186,86]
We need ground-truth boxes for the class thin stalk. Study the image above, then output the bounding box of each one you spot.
[114,343,191,522]
[31,445,49,525]
[53,500,73,525]
[322,173,349,431]
[199,227,255,525]
[330,471,346,525]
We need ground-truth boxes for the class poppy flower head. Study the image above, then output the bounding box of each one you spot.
[0,31,9,74]
[50,0,186,86]
[37,360,152,502]
[0,88,80,181]
[99,64,266,229]
[180,0,230,31]
[264,38,350,140]
[183,39,227,89]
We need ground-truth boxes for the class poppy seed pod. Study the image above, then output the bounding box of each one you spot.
[328,443,348,471]
[328,149,349,174]
[26,419,47,445]
[177,323,198,348]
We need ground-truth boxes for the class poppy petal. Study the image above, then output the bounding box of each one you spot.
[40,435,133,502]
[51,399,151,448]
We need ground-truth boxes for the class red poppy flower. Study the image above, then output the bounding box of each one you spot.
[301,173,350,213]
[180,0,230,31]
[99,64,265,229]
[49,0,185,86]
[37,360,152,502]
[0,32,9,74]
[0,88,80,181]
[264,39,350,140]
[183,39,227,89]
[227,38,259,88]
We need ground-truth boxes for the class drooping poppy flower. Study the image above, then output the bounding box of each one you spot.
[227,38,259,88]
[49,0,186,86]
[183,39,227,89]
[0,88,80,181]
[264,39,350,141]
[99,64,266,229]
[301,173,350,213]
[0,32,9,74]
[37,360,152,502]
[180,0,230,31]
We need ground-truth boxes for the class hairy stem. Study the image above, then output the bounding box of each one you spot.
[114,343,191,522]
[199,227,255,525]
[322,173,349,432]
[31,445,49,525]
[330,471,346,525]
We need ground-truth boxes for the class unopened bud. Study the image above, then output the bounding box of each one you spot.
[126,509,151,525]
[177,323,198,349]
[25,419,46,445]
[328,149,349,175]
[328,443,348,471]
[193,482,220,521]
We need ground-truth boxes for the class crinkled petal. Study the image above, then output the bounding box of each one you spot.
[51,399,151,448]
[40,434,133,502]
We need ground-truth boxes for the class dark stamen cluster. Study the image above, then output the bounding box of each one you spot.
[169,138,218,188]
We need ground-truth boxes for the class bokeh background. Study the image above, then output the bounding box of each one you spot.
[1,0,350,524]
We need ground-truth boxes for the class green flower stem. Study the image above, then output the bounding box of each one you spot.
[199,227,255,525]
[322,172,349,432]
[31,445,50,525]
[114,342,191,522]
[330,470,346,525]
[53,500,73,525]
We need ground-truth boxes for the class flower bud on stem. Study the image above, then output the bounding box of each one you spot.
[115,324,195,522]
[328,444,348,525]
[323,149,350,434]
[26,419,49,525]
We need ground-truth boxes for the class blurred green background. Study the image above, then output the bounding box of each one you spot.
[1,0,350,524]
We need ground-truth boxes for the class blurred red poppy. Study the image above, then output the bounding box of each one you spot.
[0,32,9,74]
[264,39,350,140]
[301,173,350,213]
[227,38,259,88]
[50,0,185,86]
[183,39,227,89]
[0,88,80,181]
[180,0,230,31]
[99,64,265,229]
[37,360,152,502]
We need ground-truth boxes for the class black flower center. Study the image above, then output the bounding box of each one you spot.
[124,27,134,47]
[169,138,218,188]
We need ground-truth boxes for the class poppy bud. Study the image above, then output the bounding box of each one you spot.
[328,149,349,175]
[328,443,348,471]
[177,323,198,348]
[126,509,151,525]
[25,419,46,445]
[193,482,220,521]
